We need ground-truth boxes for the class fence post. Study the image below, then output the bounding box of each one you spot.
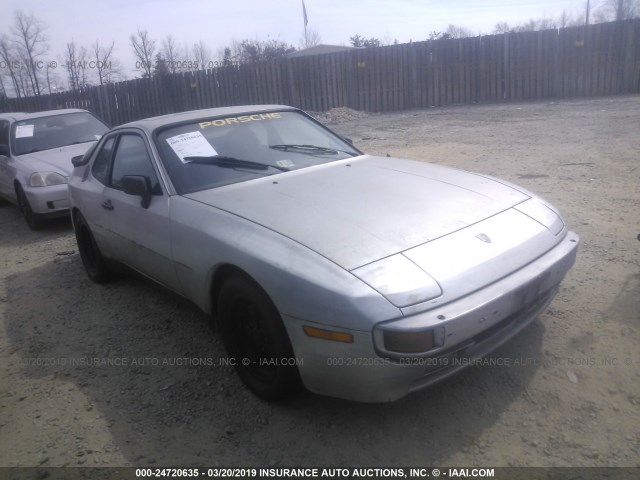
[345,49,355,109]
[286,59,299,108]
[408,43,418,109]
[503,32,510,100]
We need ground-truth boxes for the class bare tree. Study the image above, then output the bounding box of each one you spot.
[536,17,557,30]
[558,10,572,28]
[300,29,322,49]
[12,11,48,96]
[0,34,23,97]
[591,0,639,21]
[44,62,54,94]
[105,59,123,83]
[178,42,196,71]
[77,46,90,87]
[614,0,637,19]
[63,40,92,90]
[513,19,539,32]
[615,0,638,19]
[130,29,156,78]
[444,24,474,38]
[493,22,511,34]
[62,40,81,91]
[162,35,181,74]
[216,40,243,66]
[14,64,31,97]
[92,40,117,85]
[192,40,212,71]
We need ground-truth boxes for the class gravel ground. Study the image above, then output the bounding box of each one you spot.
[0,95,639,469]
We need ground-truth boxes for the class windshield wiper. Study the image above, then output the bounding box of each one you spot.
[269,144,357,157]
[182,155,290,172]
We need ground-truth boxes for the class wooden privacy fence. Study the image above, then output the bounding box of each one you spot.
[2,19,640,125]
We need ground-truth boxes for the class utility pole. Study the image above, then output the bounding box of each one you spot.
[586,0,590,25]
[617,0,624,21]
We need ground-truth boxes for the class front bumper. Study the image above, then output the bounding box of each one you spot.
[23,184,70,216]
[283,230,579,402]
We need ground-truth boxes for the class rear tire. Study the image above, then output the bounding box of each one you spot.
[74,212,112,283]
[218,274,301,401]
[15,185,44,230]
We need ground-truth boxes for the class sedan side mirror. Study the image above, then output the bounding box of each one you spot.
[71,154,86,167]
[0,144,9,156]
[340,135,354,145]
[121,175,152,209]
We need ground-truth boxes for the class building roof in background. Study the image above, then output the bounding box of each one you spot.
[286,44,357,58]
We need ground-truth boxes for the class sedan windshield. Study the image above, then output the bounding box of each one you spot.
[155,110,360,194]
[12,112,109,155]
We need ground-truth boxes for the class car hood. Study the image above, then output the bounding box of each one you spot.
[17,142,95,176]
[185,155,530,270]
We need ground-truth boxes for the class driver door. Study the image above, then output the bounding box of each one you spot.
[101,132,182,294]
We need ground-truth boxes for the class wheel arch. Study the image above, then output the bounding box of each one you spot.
[208,263,279,329]
[70,206,82,227]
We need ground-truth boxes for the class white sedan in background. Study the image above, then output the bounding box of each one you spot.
[0,109,109,229]
[68,105,579,402]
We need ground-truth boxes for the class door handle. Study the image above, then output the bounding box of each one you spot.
[101,200,114,211]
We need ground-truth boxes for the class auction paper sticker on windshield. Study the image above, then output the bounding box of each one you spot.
[15,125,35,138]
[166,131,217,163]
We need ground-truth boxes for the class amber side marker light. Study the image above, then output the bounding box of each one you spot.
[303,326,354,343]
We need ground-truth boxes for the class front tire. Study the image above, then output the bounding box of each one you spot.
[74,212,112,283]
[15,185,44,230]
[218,274,301,401]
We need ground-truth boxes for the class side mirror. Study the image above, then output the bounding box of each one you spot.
[0,144,9,156]
[71,154,86,167]
[340,135,354,145]
[121,175,152,209]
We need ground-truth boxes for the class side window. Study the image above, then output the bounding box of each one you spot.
[91,136,116,185]
[110,134,161,194]
[0,121,9,146]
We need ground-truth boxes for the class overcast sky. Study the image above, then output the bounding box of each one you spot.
[1,0,590,82]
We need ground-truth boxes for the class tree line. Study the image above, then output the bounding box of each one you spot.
[1,0,638,99]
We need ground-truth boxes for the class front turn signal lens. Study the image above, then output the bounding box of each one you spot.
[303,326,354,343]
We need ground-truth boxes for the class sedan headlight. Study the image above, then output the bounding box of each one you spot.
[30,172,68,187]
[352,254,442,308]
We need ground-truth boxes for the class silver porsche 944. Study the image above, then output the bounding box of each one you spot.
[68,105,579,402]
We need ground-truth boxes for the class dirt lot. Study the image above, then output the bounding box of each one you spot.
[0,96,639,470]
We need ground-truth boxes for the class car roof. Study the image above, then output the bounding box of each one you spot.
[115,105,297,133]
[0,109,90,122]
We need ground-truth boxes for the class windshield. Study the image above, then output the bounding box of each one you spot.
[12,112,109,155]
[155,110,360,194]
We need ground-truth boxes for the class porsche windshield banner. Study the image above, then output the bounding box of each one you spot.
[199,112,282,129]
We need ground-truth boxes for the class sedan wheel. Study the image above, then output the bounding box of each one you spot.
[218,274,301,400]
[15,185,44,230]
[74,212,111,283]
